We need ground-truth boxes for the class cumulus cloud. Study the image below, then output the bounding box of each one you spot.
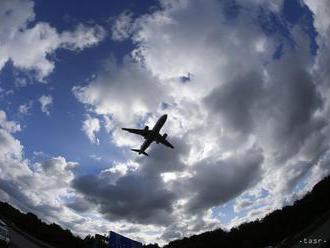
[81,115,101,144]
[183,150,264,214]
[0,0,105,81]
[0,0,328,245]
[303,0,330,36]
[0,110,135,241]
[73,56,165,125]
[73,172,176,226]
[18,100,33,115]
[297,0,330,196]
[73,1,329,244]
[0,110,73,221]
[0,110,21,133]
[111,11,134,41]
[38,95,53,115]
[70,0,330,243]
[234,198,254,213]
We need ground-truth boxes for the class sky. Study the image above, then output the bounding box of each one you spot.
[0,0,330,245]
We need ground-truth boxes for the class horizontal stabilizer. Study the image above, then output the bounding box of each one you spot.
[131,149,149,156]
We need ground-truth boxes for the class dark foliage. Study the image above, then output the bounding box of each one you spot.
[143,243,161,248]
[164,175,330,248]
[0,202,95,248]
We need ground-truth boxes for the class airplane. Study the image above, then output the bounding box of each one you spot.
[122,114,174,156]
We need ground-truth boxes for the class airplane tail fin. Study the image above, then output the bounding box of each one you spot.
[131,149,149,156]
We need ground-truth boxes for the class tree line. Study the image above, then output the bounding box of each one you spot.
[164,175,330,248]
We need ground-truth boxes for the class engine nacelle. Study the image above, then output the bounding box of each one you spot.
[144,126,149,131]
[163,133,167,139]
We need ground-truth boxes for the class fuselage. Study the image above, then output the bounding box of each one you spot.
[153,114,167,132]
[140,114,167,153]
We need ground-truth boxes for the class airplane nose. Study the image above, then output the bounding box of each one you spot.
[163,114,167,119]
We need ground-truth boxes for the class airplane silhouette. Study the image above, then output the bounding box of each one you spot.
[122,114,174,156]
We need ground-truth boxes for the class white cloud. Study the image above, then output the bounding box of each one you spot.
[18,100,33,115]
[0,0,328,245]
[73,56,165,125]
[0,0,105,81]
[299,0,330,210]
[303,0,330,37]
[233,198,254,213]
[111,11,134,41]
[38,95,53,115]
[89,154,102,161]
[0,111,73,220]
[60,24,106,50]
[240,0,284,12]
[0,128,23,161]
[71,0,330,243]
[0,110,21,133]
[0,110,139,242]
[82,115,101,144]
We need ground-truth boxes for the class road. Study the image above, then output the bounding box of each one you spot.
[278,210,330,247]
[291,216,330,248]
[8,227,53,248]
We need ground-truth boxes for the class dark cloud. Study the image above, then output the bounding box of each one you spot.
[205,50,325,162]
[183,149,264,213]
[72,139,263,237]
[161,227,183,241]
[138,137,189,175]
[72,137,189,226]
[1,0,328,244]
[262,52,325,161]
[66,197,93,213]
[0,179,35,212]
[205,71,265,134]
[72,172,177,226]
[70,1,330,242]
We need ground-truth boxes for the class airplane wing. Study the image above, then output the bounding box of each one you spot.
[159,137,174,149]
[122,128,151,138]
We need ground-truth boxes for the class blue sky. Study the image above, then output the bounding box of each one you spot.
[0,0,159,172]
[1,0,330,245]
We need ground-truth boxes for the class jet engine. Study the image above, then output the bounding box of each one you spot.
[163,133,167,139]
[144,126,149,131]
